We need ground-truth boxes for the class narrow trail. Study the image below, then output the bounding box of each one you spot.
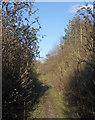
[31,74,72,118]
[41,74,64,118]
[41,76,57,118]
[43,90,57,118]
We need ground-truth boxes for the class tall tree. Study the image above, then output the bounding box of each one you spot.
[2,2,41,119]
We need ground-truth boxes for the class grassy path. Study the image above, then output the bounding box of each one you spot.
[29,74,73,119]
[43,91,57,118]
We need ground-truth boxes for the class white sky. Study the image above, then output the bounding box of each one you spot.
[71,4,93,12]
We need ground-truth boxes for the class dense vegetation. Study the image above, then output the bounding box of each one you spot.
[37,3,95,118]
[2,2,47,119]
[2,1,95,119]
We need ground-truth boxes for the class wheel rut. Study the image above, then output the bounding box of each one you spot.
[43,90,57,118]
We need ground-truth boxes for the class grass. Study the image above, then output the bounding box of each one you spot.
[41,73,64,118]
[29,96,45,119]
[44,73,73,118]
[48,88,63,118]
[29,73,73,119]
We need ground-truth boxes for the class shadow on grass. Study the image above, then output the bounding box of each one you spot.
[2,69,50,119]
